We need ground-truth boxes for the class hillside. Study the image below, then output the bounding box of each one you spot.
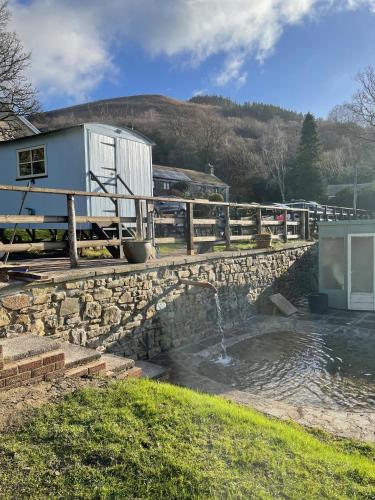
[31,94,375,203]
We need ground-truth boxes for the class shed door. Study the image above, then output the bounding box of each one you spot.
[348,235,375,311]
[88,133,117,217]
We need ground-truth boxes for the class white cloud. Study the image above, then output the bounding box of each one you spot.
[8,0,375,101]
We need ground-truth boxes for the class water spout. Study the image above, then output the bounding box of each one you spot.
[179,278,231,364]
[179,279,218,294]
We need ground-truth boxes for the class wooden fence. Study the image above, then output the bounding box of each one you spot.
[0,184,372,268]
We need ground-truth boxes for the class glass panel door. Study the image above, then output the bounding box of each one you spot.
[349,236,375,310]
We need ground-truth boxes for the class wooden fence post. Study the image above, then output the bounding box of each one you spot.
[305,210,310,240]
[146,201,154,243]
[224,205,231,248]
[300,210,306,240]
[283,210,288,242]
[67,194,78,268]
[186,202,194,255]
[256,208,262,234]
[135,199,144,240]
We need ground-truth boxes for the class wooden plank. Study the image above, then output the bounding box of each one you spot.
[67,194,78,268]
[283,210,288,242]
[76,239,121,249]
[154,237,185,244]
[287,221,300,226]
[192,218,217,225]
[262,220,283,226]
[154,217,184,225]
[229,219,256,226]
[193,236,222,243]
[186,203,194,255]
[230,235,256,241]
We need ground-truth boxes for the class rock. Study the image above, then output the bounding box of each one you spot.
[2,294,30,311]
[59,298,80,316]
[93,287,113,301]
[30,319,45,336]
[70,328,87,346]
[84,302,102,319]
[0,307,10,327]
[118,292,132,304]
[102,306,121,325]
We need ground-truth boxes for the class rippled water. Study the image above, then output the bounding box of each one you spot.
[199,329,375,410]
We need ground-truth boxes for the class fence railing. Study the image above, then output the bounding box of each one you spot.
[0,183,372,268]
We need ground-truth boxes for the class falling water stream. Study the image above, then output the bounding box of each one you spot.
[214,293,232,365]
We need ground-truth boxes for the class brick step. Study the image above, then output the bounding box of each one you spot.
[65,360,107,378]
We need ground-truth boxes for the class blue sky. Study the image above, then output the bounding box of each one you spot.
[10,1,375,117]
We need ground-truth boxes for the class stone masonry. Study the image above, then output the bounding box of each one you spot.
[0,243,318,360]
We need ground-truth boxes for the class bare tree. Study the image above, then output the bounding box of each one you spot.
[0,1,38,138]
[260,119,288,202]
[348,66,375,133]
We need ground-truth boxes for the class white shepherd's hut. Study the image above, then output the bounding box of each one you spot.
[0,123,154,224]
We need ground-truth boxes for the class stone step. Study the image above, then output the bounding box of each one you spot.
[1,334,61,364]
[136,360,170,380]
[62,343,101,369]
[65,360,107,378]
[100,354,135,374]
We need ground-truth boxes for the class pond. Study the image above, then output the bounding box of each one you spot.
[198,327,375,410]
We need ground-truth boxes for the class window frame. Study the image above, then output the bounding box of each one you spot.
[16,145,48,180]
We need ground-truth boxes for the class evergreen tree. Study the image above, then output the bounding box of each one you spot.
[290,113,324,201]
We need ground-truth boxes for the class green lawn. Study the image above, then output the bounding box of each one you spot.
[0,379,374,499]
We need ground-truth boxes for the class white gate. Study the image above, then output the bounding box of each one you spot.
[348,234,375,311]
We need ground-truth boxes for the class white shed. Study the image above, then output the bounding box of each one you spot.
[0,123,154,225]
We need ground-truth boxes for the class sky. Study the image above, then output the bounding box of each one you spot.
[8,0,375,117]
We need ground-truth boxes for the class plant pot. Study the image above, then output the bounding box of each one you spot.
[123,240,156,264]
[308,293,329,314]
[254,234,272,249]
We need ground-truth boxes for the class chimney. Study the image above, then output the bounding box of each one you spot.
[207,163,215,176]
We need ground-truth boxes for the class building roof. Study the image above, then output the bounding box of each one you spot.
[327,182,373,197]
[0,123,154,146]
[153,164,229,187]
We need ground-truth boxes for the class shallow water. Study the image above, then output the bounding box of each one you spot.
[199,329,375,410]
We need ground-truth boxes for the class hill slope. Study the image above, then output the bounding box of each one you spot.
[31,94,375,203]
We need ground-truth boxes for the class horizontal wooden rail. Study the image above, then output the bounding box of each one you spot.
[0,238,122,253]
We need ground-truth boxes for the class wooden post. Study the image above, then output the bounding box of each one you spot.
[146,201,154,243]
[224,205,231,248]
[340,208,344,220]
[186,202,194,255]
[66,194,78,268]
[305,210,310,240]
[283,210,288,242]
[300,210,306,240]
[256,208,262,234]
[135,199,144,240]
[324,205,327,221]
[333,206,337,221]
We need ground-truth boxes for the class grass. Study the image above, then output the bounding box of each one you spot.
[0,379,374,499]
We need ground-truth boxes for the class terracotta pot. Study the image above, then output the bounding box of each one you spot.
[254,234,272,249]
[123,240,156,263]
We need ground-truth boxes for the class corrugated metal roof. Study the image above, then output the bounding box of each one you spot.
[153,164,229,187]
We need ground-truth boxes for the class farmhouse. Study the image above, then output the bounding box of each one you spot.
[0,123,154,225]
[153,164,229,200]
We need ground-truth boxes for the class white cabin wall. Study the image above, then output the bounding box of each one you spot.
[0,127,87,227]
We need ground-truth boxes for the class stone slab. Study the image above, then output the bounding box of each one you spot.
[0,334,61,363]
[269,293,297,317]
[62,343,101,369]
[136,360,170,380]
[101,354,135,373]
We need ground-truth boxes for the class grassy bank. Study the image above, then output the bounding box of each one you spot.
[0,379,374,499]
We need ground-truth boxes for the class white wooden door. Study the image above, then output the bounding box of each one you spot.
[348,234,375,311]
[88,133,117,217]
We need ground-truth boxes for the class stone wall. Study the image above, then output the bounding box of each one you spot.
[0,243,317,359]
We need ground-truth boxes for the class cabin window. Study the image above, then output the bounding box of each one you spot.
[163,181,171,190]
[16,145,47,179]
